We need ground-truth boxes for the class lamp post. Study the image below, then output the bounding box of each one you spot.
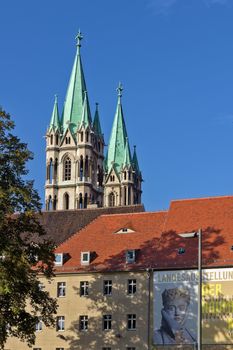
[179,228,202,350]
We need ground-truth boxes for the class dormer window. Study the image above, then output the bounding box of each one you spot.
[115,228,135,234]
[126,250,136,263]
[55,253,63,266]
[81,252,91,265]
[178,247,185,255]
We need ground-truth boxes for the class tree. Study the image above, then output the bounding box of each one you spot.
[0,108,57,349]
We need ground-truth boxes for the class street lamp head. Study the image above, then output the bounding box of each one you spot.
[178,232,197,238]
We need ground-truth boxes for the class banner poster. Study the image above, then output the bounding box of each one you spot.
[153,268,233,345]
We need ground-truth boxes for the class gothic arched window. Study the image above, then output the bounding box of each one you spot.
[84,193,88,209]
[64,193,69,210]
[109,192,115,207]
[79,193,83,209]
[48,195,52,211]
[64,157,71,181]
[54,158,58,181]
[80,155,83,180]
[56,134,59,145]
[85,156,89,177]
[53,195,57,211]
[49,158,53,184]
[50,135,53,145]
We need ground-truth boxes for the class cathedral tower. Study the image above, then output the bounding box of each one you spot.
[45,32,104,210]
[103,83,142,207]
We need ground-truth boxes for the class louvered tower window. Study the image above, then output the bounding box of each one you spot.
[64,157,71,181]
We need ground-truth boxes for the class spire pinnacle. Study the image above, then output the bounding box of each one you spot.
[117,82,123,103]
[76,30,83,54]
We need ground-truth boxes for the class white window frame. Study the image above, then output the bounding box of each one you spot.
[103,280,112,296]
[126,250,135,263]
[55,253,63,266]
[35,318,42,332]
[57,282,66,297]
[127,314,136,330]
[56,316,65,331]
[128,279,137,295]
[79,315,88,331]
[81,251,90,265]
[80,281,89,296]
[103,314,112,331]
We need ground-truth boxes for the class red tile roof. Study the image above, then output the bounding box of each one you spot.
[157,195,233,269]
[55,211,167,272]
[54,195,233,272]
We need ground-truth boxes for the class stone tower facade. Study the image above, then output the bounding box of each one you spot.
[104,84,142,207]
[45,32,142,210]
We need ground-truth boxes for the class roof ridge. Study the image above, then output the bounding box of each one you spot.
[100,210,167,218]
[171,194,233,204]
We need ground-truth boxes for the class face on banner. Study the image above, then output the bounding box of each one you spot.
[153,270,198,345]
[153,268,233,345]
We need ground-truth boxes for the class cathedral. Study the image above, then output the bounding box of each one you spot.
[45,31,142,211]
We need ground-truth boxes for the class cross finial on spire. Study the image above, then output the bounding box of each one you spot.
[117,82,123,101]
[54,94,58,102]
[76,30,83,53]
[95,102,99,110]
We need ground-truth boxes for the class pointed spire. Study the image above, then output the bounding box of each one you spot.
[106,83,128,173]
[62,31,89,133]
[80,91,92,128]
[49,95,60,131]
[132,145,140,174]
[93,103,103,138]
[123,137,132,168]
[75,29,83,54]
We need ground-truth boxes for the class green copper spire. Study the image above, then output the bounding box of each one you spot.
[93,103,103,138]
[106,83,128,173]
[79,91,92,128]
[123,137,132,168]
[132,145,140,174]
[49,95,60,131]
[62,30,89,133]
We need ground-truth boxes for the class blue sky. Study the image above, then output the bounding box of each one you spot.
[1,0,233,211]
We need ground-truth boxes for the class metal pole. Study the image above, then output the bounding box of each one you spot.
[197,228,202,350]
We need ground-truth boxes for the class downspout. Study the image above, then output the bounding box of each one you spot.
[147,268,152,350]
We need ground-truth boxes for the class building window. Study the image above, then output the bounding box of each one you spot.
[55,253,63,266]
[126,250,136,263]
[64,193,69,210]
[53,195,57,211]
[81,251,90,265]
[109,192,115,207]
[56,316,65,331]
[50,134,53,145]
[65,136,71,144]
[56,348,64,350]
[103,315,112,330]
[103,280,112,296]
[80,281,89,296]
[64,157,71,181]
[33,348,42,350]
[103,348,111,350]
[79,315,88,331]
[57,282,66,297]
[35,318,42,332]
[128,279,136,295]
[127,314,136,330]
[56,134,59,145]
[127,348,136,350]
[49,158,53,184]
